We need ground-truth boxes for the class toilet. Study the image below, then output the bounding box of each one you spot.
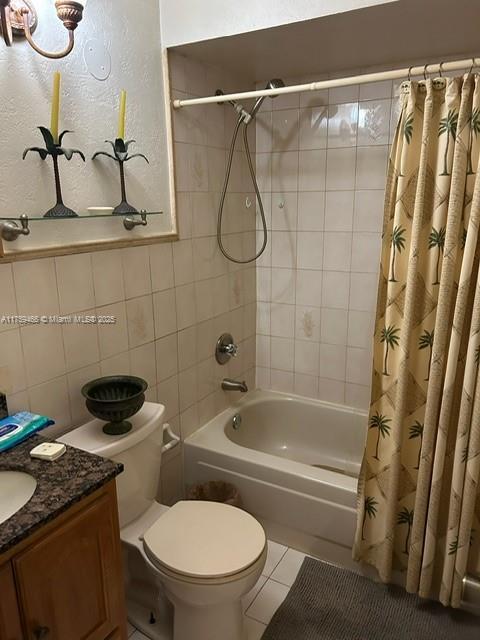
[60,402,267,640]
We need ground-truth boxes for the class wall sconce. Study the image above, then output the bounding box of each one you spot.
[0,0,86,59]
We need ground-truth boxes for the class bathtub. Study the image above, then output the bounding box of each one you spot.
[184,390,368,564]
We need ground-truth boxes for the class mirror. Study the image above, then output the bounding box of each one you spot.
[0,0,176,259]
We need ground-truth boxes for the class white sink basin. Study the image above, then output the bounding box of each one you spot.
[0,471,37,526]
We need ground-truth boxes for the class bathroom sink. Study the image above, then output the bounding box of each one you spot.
[0,471,37,526]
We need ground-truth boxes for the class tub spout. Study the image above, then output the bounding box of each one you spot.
[222,378,248,393]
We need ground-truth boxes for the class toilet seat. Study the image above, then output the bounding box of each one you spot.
[143,501,266,582]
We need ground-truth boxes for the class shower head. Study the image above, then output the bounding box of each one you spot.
[249,78,285,120]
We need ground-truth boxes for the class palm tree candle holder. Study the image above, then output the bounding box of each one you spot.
[23,127,85,218]
[92,138,149,215]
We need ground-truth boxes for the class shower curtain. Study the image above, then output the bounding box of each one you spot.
[353,74,480,608]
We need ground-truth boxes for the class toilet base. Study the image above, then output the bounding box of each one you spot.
[127,597,172,640]
[169,594,246,640]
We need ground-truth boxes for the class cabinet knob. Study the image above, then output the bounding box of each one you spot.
[33,626,50,639]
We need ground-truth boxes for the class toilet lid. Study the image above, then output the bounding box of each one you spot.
[143,501,266,579]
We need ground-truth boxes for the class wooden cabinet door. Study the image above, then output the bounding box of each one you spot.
[13,491,125,640]
[0,563,23,640]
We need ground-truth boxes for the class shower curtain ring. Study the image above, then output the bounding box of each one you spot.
[469,58,476,74]
[423,63,429,80]
[407,66,413,82]
[438,61,444,77]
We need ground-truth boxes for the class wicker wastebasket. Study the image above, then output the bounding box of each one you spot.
[186,480,242,508]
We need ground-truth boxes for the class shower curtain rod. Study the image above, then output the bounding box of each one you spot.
[172,56,479,109]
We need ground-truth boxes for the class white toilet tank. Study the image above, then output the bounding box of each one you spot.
[60,403,165,527]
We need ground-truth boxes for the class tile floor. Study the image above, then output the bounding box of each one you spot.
[127,540,308,639]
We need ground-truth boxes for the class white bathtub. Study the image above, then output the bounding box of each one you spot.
[184,390,368,564]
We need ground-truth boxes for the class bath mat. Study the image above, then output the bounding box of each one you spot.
[261,558,479,639]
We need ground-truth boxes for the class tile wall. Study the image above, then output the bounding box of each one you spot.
[0,52,257,503]
[255,75,401,409]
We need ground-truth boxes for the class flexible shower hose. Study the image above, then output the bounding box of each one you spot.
[217,116,268,264]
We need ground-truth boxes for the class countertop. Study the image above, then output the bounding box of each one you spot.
[0,434,123,556]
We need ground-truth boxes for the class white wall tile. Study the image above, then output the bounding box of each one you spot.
[254,73,390,407]
[270,337,294,372]
[126,295,155,348]
[122,246,152,299]
[272,109,299,152]
[327,102,358,148]
[195,279,214,323]
[156,333,178,381]
[175,283,197,330]
[271,151,299,192]
[270,369,294,393]
[271,193,297,231]
[322,271,350,309]
[297,191,325,231]
[297,232,323,270]
[349,272,378,311]
[100,352,130,377]
[354,190,385,232]
[153,289,177,338]
[296,270,322,307]
[318,377,345,404]
[299,107,328,150]
[28,376,71,433]
[0,329,26,393]
[256,335,271,368]
[172,240,195,286]
[14,258,59,316]
[21,324,66,387]
[321,308,348,345]
[329,84,359,104]
[149,243,174,292]
[358,100,391,147]
[298,150,327,191]
[326,147,356,191]
[345,382,371,410]
[359,80,392,101]
[351,233,382,273]
[270,303,295,338]
[0,265,17,332]
[129,342,157,388]
[177,325,197,371]
[295,306,320,341]
[62,314,99,372]
[294,373,318,398]
[256,111,273,153]
[97,302,128,359]
[325,191,354,232]
[272,231,297,269]
[346,346,372,385]
[92,249,125,306]
[319,343,346,381]
[356,145,389,189]
[56,254,95,314]
[347,310,375,349]
[323,232,352,272]
[157,375,179,421]
[294,340,319,375]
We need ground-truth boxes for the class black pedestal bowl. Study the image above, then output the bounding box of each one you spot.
[81,375,148,435]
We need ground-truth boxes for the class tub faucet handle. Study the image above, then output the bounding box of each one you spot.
[215,333,239,364]
[224,342,238,357]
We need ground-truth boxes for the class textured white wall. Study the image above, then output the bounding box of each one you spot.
[160,0,398,47]
[0,0,171,223]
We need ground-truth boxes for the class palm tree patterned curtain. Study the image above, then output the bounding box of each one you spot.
[353,75,480,608]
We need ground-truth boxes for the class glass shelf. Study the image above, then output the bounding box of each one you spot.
[0,211,163,221]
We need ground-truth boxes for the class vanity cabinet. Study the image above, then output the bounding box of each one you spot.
[0,563,23,639]
[0,481,127,640]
